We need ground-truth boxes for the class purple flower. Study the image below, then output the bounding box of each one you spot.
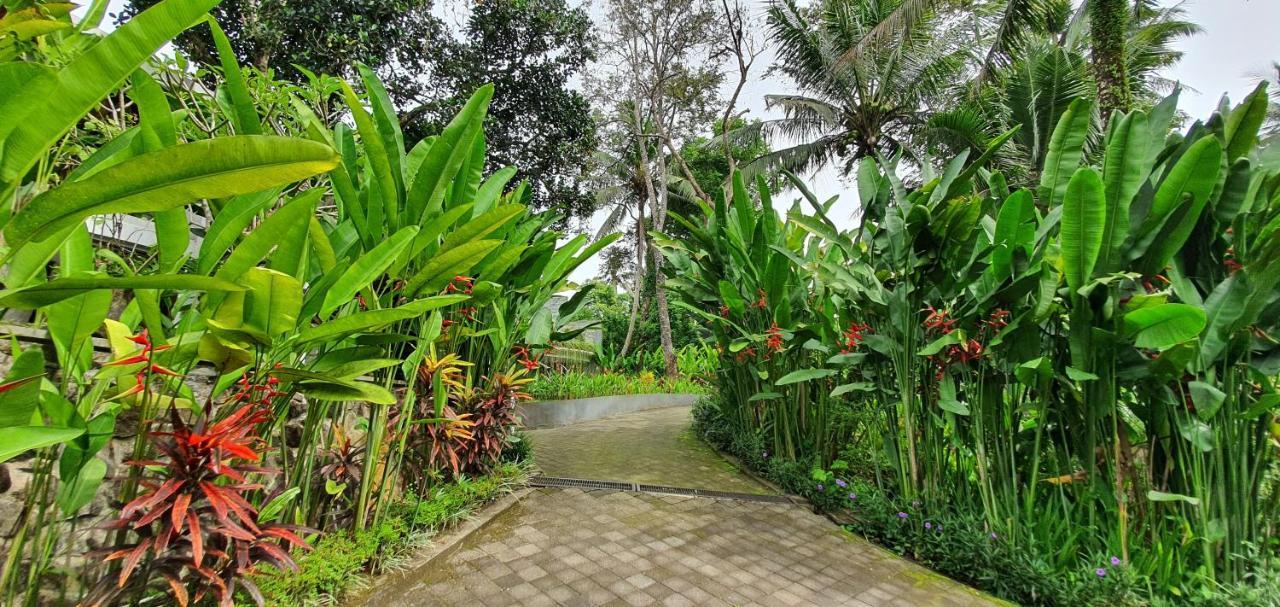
[989,533,999,540]
[898,512,908,520]
[762,451,769,459]
[1110,556,1122,567]
[848,493,858,501]
[924,522,933,530]
[1095,568,1107,578]
[835,479,848,489]
[816,484,825,492]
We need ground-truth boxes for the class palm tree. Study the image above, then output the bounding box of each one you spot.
[921,0,1197,182]
[738,0,968,177]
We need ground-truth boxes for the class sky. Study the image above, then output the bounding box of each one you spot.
[95,0,1280,282]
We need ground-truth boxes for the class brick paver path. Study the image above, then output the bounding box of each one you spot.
[371,405,1002,606]
[525,406,772,494]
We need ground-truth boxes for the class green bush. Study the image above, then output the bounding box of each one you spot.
[248,463,528,606]
[528,371,708,400]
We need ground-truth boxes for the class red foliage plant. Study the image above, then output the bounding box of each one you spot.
[414,369,530,480]
[460,370,531,472]
[81,404,311,607]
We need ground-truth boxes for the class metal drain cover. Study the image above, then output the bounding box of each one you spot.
[531,476,794,504]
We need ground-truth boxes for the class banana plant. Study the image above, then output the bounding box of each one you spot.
[667,81,1280,595]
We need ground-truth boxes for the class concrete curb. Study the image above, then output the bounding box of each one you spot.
[343,487,533,606]
[519,393,701,428]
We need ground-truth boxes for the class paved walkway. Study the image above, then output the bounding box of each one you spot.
[368,405,1001,606]
[525,406,772,494]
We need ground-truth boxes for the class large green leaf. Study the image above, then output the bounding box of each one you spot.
[197,188,281,274]
[239,267,302,340]
[1038,98,1092,208]
[404,239,503,296]
[211,189,321,286]
[1123,303,1207,349]
[209,268,302,346]
[341,79,400,229]
[990,189,1034,282]
[0,0,219,184]
[269,368,395,404]
[1132,136,1222,271]
[1059,167,1106,291]
[1222,81,1268,161]
[356,64,406,202]
[775,368,837,386]
[45,276,112,371]
[0,427,84,463]
[1098,109,1151,273]
[405,85,494,222]
[294,295,468,346]
[441,204,525,250]
[0,274,244,309]
[0,349,44,428]
[207,17,261,135]
[6,136,337,249]
[320,226,418,317]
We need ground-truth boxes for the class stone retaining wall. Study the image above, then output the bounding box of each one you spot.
[518,393,700,429]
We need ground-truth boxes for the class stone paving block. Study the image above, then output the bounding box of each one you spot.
[525,406,772,494]
[370,407,1003,607]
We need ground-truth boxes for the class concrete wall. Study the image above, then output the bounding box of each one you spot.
[518,393,701,429]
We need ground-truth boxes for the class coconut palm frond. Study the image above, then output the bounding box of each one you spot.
[833,0,942,67]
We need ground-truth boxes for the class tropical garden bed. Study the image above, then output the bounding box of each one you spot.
[0,2,608,605]
[668,85,1280,606]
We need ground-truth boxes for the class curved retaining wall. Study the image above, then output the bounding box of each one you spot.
[519,393,701,429]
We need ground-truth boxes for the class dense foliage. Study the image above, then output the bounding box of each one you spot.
[528,370,708,401]
[0,2,611,605]
[661,86,1280,604]
[409,0,600,223]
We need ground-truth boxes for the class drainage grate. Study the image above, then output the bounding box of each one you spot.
[530,477,634,491]
[531,476,793,504]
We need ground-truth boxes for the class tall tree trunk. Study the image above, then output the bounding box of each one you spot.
[1090,0,1132,120]
[619,199,646,357]
[651,136,678,376]
[634,101,679,377]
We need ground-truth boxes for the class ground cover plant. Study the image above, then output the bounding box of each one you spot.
[0,1,611,604]
[527,370,708,401]
[665,84,1280,604]
[247,461,528,606]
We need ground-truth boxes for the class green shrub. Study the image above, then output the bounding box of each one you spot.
[528,371,708,400]
[248,463,528,606]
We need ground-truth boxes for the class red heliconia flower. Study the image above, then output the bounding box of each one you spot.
[105,329,182,401]
[839,321,872,353]
[765,323,784,356]
[735,346,757,363]
[923,305,956,334]
[444,275,475,295]
[983,308,1011,332]
[719,304,730,318]
[754,289,768,310]
[958,339,985,363]
[512,345,541,372]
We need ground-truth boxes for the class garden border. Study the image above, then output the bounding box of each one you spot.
[343,487,534,607]
[518,393,700,428]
